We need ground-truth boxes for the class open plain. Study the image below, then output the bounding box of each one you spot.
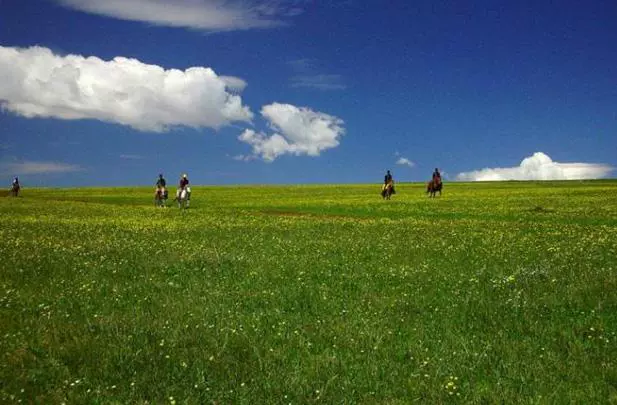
[1,181,616,403]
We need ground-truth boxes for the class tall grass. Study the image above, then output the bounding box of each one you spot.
[1,181,616,403]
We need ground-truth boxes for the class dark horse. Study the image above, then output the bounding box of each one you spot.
[381,181,395,200]
[9,184,20,197]
[426,179,442,198]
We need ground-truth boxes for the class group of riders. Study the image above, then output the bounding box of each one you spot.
[154,173,191,208]
[381,168,442,199]
[8,169,442,202]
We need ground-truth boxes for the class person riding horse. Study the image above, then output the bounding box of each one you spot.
[432,168,441,186]
[156,173,167,198]
[153,174,168,206]
[382,170,395,199]
[176,173,191,207]
[427,168,443,197]
[10,177,20,196]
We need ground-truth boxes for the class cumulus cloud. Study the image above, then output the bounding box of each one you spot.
[238,103,345,162]
[54,0,305,31]
[396,157,414,167]
[1,161,83,175]
[0,45,253,132]
[457,152,614,181]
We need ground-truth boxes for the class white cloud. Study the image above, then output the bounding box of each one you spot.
[291,74,346,91]
[1,161,83,175]
[396,157,414,167]
[54,0,305,31]
[220,76,248,93]
[457,152,614,181]
[238,103,345,162]
[288,58,345,91]
[0,45,253,132]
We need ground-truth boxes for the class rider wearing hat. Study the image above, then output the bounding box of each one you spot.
[176,173,191,207]
[179,173,189,189]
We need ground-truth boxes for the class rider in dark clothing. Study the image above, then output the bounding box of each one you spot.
[10,177,20,196]
[155,174,167,201]
[384,170,393,184]
[384,170,395,194]
[432,168,441,185]
[179,174,189,189]
[156,174,166,188]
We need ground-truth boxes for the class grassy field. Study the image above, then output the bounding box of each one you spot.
[1,181,617,404]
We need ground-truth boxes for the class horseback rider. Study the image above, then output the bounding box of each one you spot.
[179,173,189,190]
[156,173,166,188]
[11,177,20,196]
[156,173,167,200]
[432,168,441,186]
[383,170,395,194]
[176,173,191,207]
[384,170,393,185]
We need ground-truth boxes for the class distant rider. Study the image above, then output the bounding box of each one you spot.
[383,170,395,194]
[432,168,441,186]
[156,173,167,199]
[384,170,392,185]
[156,173,166,189]
[11,177,20,196]
[179,173,189,190]
[177,173,191,207]
[154,173,167,205]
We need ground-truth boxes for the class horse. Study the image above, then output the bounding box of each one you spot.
[381,181,395,200]
[174,187,191,209]
[9,184,20,197]
[154,187,168,207]
[426,179,442,198]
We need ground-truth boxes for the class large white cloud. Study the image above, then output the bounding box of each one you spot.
[54,0,305,31]
[457,152,614,181]
[238,103,345,162]
[0,45,253,132]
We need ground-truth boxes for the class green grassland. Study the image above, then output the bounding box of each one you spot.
[1,181,617,404]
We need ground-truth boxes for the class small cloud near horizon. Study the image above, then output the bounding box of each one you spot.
[457,152,614,181]
[288,58,345,91]
[396,157,414,167]
[1,160,84,175]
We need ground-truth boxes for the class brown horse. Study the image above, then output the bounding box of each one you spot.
[154,187,168,207]
[426,179,442,198]
[381,181,395,200]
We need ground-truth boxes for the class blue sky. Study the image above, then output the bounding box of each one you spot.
[1,0,615,187]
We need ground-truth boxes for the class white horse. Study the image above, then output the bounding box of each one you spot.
[175,187,191,209]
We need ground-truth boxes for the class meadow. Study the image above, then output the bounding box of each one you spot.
[1,181,616,404]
